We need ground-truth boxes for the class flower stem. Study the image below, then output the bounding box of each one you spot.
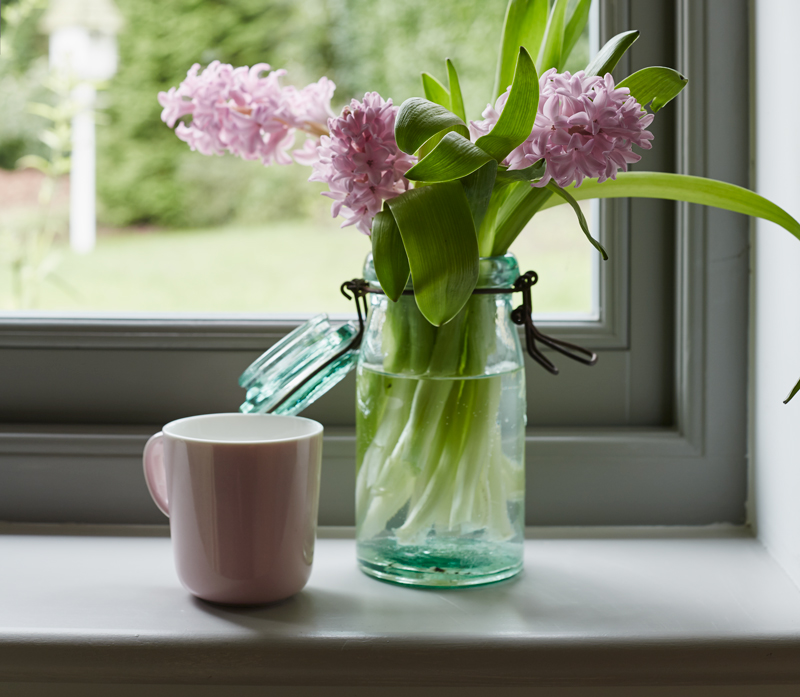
[356,286,523,545]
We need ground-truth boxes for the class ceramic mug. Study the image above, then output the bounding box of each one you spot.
[143,413,323,605]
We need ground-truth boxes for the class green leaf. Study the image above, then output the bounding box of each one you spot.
[537,172,800,241]
[493,0,548,99]
[386,182,479,326]
[784,376,800,404]
[562,0,592,66]
[371,210,410,302]
[421,72,451,110]
[476,179,516,253]
[496,158,546,183]
[536,0,568,72]
[488,182,554,256]
[405,132,495,183]
[476,47,539,162]
[395,98,470,156]
[585,30,639,77]
[546,182,609,260]
[446,59,466,122]
[461,159,499,247]
[617,67,688,112]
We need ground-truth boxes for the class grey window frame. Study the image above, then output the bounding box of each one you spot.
[0,0,750,528]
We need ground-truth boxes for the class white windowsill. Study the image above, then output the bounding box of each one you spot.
[2,525,800,696]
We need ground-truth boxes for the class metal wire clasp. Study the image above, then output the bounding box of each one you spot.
[341,279,370,349]
[510,271,598,375]
[340,272,598,375]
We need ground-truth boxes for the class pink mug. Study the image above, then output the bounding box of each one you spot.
[143,413,323,605]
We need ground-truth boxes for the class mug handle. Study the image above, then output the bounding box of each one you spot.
[143,432,169,517]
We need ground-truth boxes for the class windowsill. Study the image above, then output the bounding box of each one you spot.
[2,525,800,694]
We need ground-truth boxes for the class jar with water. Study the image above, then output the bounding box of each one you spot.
[355,253,526,587]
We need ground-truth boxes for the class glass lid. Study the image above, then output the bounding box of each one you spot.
[239,314,359,416]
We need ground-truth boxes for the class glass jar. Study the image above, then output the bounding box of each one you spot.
[355,253,526,587]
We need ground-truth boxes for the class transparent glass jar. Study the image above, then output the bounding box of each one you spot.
[356,253,526,587]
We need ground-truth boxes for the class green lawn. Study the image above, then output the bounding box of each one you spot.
[0,203,595,317]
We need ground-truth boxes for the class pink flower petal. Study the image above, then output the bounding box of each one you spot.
[471,68,656,188]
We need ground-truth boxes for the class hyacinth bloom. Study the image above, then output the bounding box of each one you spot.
[159,65,413,234]
[471,68,655,188]
[301,93,417,235]
[158,61,335,166]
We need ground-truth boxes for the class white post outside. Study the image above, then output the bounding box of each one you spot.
[69,82,97,254]
[44,1,122,255]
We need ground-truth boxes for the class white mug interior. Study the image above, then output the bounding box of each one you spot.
[162,413,323,444]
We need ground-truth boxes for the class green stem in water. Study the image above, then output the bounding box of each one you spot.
[484,435,516,542]
[357,285,520,545]
[395,378,474,544]
[356,371,416,527]
[383,306,467,471]
[449,375,503,531]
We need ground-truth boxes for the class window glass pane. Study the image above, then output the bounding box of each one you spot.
[511,200,596,320]
[0,0,596,318]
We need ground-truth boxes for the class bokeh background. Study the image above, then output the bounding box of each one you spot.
[0,0,594,315]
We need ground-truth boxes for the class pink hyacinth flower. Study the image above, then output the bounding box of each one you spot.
[301,93,417,235]
[470,68,655,188]
[158,62,335,166]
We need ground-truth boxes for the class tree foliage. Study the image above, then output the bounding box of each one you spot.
[96,0,302,227]
[0,0,50,169]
